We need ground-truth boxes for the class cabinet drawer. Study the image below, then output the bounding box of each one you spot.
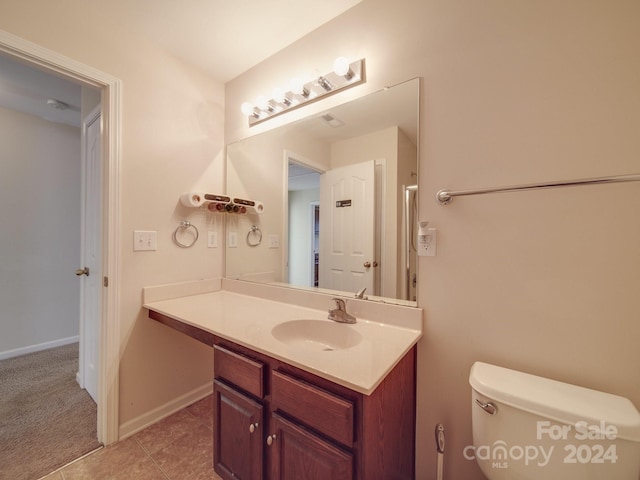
[271,370,354,447]
[214,345,264,398]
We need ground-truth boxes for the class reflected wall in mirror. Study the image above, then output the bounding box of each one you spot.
[225,78,419,306]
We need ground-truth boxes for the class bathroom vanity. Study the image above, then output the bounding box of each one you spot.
[144,279,422,480]
[212,337,415,480]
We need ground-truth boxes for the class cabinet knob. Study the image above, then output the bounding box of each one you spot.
[363,261,371,268]
[249,422,259,434]
[266,434,277,446]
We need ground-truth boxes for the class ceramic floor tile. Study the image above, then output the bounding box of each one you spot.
[39,471,64,480]
[61,437,148,479]
[150,424,213,480]
[110,455,168,480]
[185,467,223,480]
[134,409,205,455]
[41,398,219,480]
[186,395,213,429]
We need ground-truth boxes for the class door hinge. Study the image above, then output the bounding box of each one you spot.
[103,276,109,287]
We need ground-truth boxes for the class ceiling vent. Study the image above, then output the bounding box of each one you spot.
[321,113,344,128]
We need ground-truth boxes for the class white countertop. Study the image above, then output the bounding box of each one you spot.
[143,287,422,395]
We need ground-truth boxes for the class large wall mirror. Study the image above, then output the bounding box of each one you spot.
[225,78,419,306]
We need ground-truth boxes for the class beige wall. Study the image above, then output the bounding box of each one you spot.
[0,1,225,432]
[225,0,640,478]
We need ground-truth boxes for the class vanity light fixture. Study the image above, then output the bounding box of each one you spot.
[333,56,354,80]
[256,96,275,113]
[240,56,365,126]
[290,77,311,98]
[272,87,292,107]
[317,75,333,92]
[240,102,260,118]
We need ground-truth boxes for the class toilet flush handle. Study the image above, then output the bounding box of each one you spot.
[475,398,498,415]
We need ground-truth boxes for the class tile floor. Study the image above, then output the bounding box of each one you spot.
[41,395,223,480]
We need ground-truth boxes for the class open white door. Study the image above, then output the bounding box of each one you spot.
[319,160,375,294]
[77,106,101,403]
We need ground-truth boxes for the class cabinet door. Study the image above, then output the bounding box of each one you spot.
[268,414,353,480]
[214,380,263,480]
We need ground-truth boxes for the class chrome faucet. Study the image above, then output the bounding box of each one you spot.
[355,287,367,299]
[328,298,356,324]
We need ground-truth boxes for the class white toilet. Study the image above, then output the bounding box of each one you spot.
[469,362,640,479]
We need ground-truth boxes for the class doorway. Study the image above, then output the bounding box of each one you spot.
[0,29,121,445]
[287,157,321,287]
[0,53,85,361]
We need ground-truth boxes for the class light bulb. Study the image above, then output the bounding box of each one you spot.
[333,56,354,80]
[272,88,284,103]
[290,77,309,98]
[256,96,269,110]
[272,87,291,106]
[241,102,254,116]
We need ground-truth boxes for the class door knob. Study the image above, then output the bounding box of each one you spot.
[363,261,371,268]
[75,267,90,277]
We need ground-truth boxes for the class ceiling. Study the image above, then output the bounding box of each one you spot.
[0,54,84,127]
[0,0,361,127]
[108,0,362,83]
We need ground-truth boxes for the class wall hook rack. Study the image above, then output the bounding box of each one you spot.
[180,192,264,215]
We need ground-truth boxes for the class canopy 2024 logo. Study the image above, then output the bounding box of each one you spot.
[464,420,619,468]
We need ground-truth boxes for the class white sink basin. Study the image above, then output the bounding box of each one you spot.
[271,319,362,352]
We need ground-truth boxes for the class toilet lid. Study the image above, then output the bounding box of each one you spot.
[470,362,640,442]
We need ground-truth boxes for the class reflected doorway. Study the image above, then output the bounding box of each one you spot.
[287,160,321,287]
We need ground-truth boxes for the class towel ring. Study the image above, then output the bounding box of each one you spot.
[247,225,262,247]
[173,220,199,248]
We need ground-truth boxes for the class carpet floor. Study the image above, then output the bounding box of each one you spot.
[0,343,101,480]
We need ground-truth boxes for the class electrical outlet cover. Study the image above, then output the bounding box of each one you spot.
[417,228,436,257]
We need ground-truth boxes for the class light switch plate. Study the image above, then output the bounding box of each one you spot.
[207,231,218,248]
[228,232,238,248]
[134,230,157,251]
[268,234,279,248]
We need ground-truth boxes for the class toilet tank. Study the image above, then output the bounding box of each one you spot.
[469,362,640,480]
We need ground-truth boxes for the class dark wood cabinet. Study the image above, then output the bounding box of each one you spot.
[213,379,263,480]
[269,413,353,480]
[212,339,416,480]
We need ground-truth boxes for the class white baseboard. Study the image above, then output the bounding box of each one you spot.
[118,382,213,440]
[0,335,80,361]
